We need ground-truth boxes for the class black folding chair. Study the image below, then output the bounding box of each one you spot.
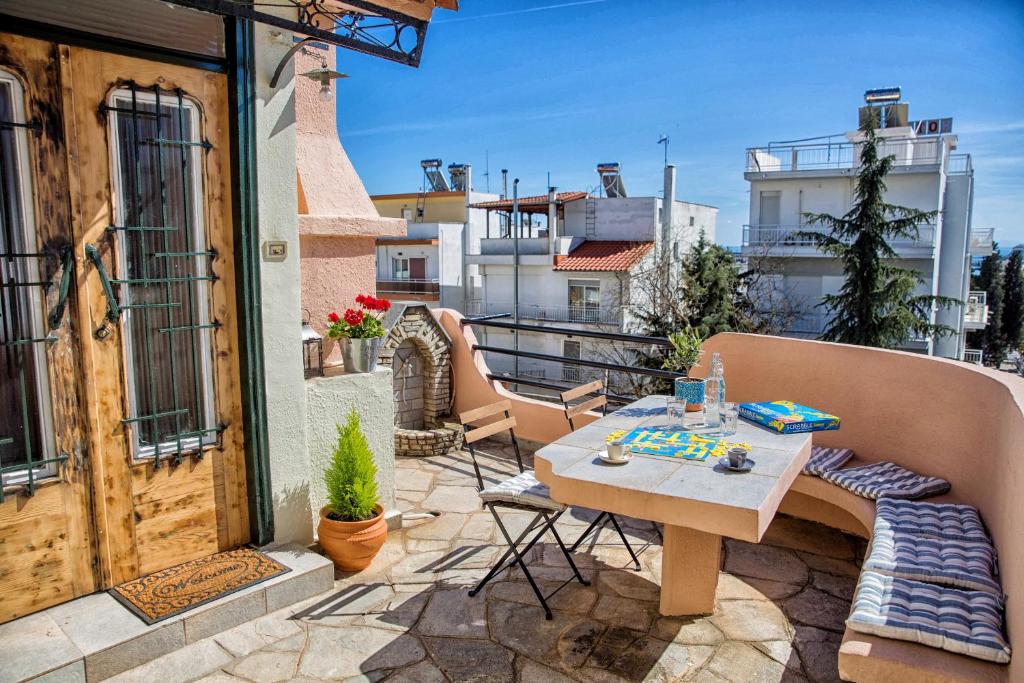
[459,399,589,620]
[560,380,642,571]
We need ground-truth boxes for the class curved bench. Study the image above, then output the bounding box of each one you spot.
[782,465,1008,682]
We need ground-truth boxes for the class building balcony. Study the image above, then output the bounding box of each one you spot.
[742,223,936,256]
[964,290,989,330]
[970,228,995,257]
[467,300,621,326]
[745,138,953,177]
[376,278,440,300]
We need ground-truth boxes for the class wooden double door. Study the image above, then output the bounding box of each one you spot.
[0,34,249,623]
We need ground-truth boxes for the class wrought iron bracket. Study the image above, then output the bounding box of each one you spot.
[84,243,121,339]
[162,0,431,67]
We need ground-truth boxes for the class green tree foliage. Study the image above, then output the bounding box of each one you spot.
[680,233,748,338]
[324,409,379,522]
[969,248,1006,365]
[799,116,957,348]
[1002,249,1024,353]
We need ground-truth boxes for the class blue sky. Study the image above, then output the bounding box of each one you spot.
[336,0,1024,247]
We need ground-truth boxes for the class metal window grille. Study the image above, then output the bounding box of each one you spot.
[0,74,70,502]
[103,82,222,468]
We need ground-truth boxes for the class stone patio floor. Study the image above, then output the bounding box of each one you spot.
[112,440,865,683]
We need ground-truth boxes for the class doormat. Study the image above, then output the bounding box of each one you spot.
[110,547,289,625]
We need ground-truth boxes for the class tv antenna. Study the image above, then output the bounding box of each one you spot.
[657,134,669,167]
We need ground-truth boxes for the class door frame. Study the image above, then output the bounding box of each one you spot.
[1,13,274,546]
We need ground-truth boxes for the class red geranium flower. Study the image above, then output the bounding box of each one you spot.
[355,294,367,306]
[343,308,364,326]
[327,312,340,323]
[377,298,391,312]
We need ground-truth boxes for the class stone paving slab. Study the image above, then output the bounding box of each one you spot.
[107,440,864,682]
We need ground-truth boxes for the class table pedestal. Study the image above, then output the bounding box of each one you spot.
[659,524,722,616]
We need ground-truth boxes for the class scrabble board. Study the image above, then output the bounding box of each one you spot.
[606,426,752,462]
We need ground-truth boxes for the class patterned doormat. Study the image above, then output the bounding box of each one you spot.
[110,547,290,624]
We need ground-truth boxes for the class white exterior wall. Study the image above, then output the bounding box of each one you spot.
[562,197,658,241]
[255,25,398,545]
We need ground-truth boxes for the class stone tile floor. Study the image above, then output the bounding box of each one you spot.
[115,441,865,683]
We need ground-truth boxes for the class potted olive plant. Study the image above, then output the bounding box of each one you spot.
[663,328,706,411]
[317,408,387,571]
[326,294,391,373]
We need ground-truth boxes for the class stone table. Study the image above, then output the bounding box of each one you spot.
[534,394,812,616]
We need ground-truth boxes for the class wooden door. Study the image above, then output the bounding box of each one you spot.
[409,257,426,280]
[0,33,250,623]
[0,34,98,624]
[65,46,249,586]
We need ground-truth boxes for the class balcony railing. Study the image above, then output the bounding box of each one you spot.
[970,228,995,257]
[467,301,621,325]
[964,291,989,329]
[376,278,440,296]
[963,349,983,364]
[742,224,936,250]
[746,138,946,173]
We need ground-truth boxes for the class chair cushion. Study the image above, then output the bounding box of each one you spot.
[479,471,565,512]
[820,461,950,500]
[803,446,855,476]
[847,570,1011,664]
[875,497,989,543]
[865,524,1001,595]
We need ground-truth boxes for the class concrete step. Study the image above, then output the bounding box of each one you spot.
[0,544,333,683]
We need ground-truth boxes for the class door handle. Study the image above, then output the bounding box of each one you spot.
[47,245,74,330]
[84,243,120,339]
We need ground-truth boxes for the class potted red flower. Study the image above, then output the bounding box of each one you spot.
[326,294,392,373]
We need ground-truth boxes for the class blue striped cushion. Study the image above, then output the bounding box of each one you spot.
[848,571,1010,664]
[865,524,1001,595]
[803,446,855,476]
[876,497,989,543]
[479,471,565,512]
[820,461,950,500]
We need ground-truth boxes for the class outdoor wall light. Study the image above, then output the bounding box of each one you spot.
[270,37,349,100]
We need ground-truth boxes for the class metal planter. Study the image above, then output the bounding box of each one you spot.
[339,336,383,373]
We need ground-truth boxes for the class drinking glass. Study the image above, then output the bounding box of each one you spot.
[667,399,687,426]
[720,402,739,436]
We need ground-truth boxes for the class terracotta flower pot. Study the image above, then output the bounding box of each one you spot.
[317,504,387,571]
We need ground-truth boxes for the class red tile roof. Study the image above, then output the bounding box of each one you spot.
[553,240,654,272]
[469,191,588,212]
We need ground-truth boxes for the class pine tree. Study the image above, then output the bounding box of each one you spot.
[679,232,747,338]
[971,249,1006,365]
[1002,249,1024,353]
[800,115,957,347]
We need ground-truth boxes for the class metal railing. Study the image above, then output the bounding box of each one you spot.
[964,291,989,327]
[743,224,936,249]
[970,228,995,257]
[376,278,440,296]
[963,349,983,364]
[467,301,621,325]
[462,316,677,406]
[746,138,945,173]
[949,154,973,175]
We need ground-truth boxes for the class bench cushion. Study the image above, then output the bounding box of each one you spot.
[480,470,565,512]
[865,525,1001,595]
[848,571,1011,664]
[803,446,855,476]
[876,497,990,543]
[820,461,951,500]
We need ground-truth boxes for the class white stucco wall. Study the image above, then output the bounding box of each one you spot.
[305,368,398,530]
[254,24,311,545]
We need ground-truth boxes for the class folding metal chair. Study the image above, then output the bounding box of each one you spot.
[459,399,589,620]
[560,380,642,571]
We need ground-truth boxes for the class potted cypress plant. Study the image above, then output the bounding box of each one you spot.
[663,328,706,411]
[317,408,388,571]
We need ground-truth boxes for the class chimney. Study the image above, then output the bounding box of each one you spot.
[661,165,676,259]
[547,186,558,254]
[501,169,508,199]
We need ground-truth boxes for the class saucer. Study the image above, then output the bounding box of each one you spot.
[598,450,632,465]
[718,456,754,473]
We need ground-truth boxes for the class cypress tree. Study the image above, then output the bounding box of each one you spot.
[1002,249,1024,354]
[800,115,957,347]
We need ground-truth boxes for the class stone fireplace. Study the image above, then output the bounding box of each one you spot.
[378,304,463,456]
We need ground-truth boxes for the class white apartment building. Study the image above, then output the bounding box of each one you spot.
[468,164,716,384]
[371,161,498,311]
[742,90,992,360]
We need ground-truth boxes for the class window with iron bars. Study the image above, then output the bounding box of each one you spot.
[0,69,69,500]
[106,84,220,465]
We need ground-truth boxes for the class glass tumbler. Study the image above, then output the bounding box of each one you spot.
[720,402,739,436]
[667,399,687,426]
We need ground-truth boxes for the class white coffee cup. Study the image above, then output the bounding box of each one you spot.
[607,441,628,461]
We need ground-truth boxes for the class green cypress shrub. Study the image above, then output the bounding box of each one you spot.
[324,409,379,522]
